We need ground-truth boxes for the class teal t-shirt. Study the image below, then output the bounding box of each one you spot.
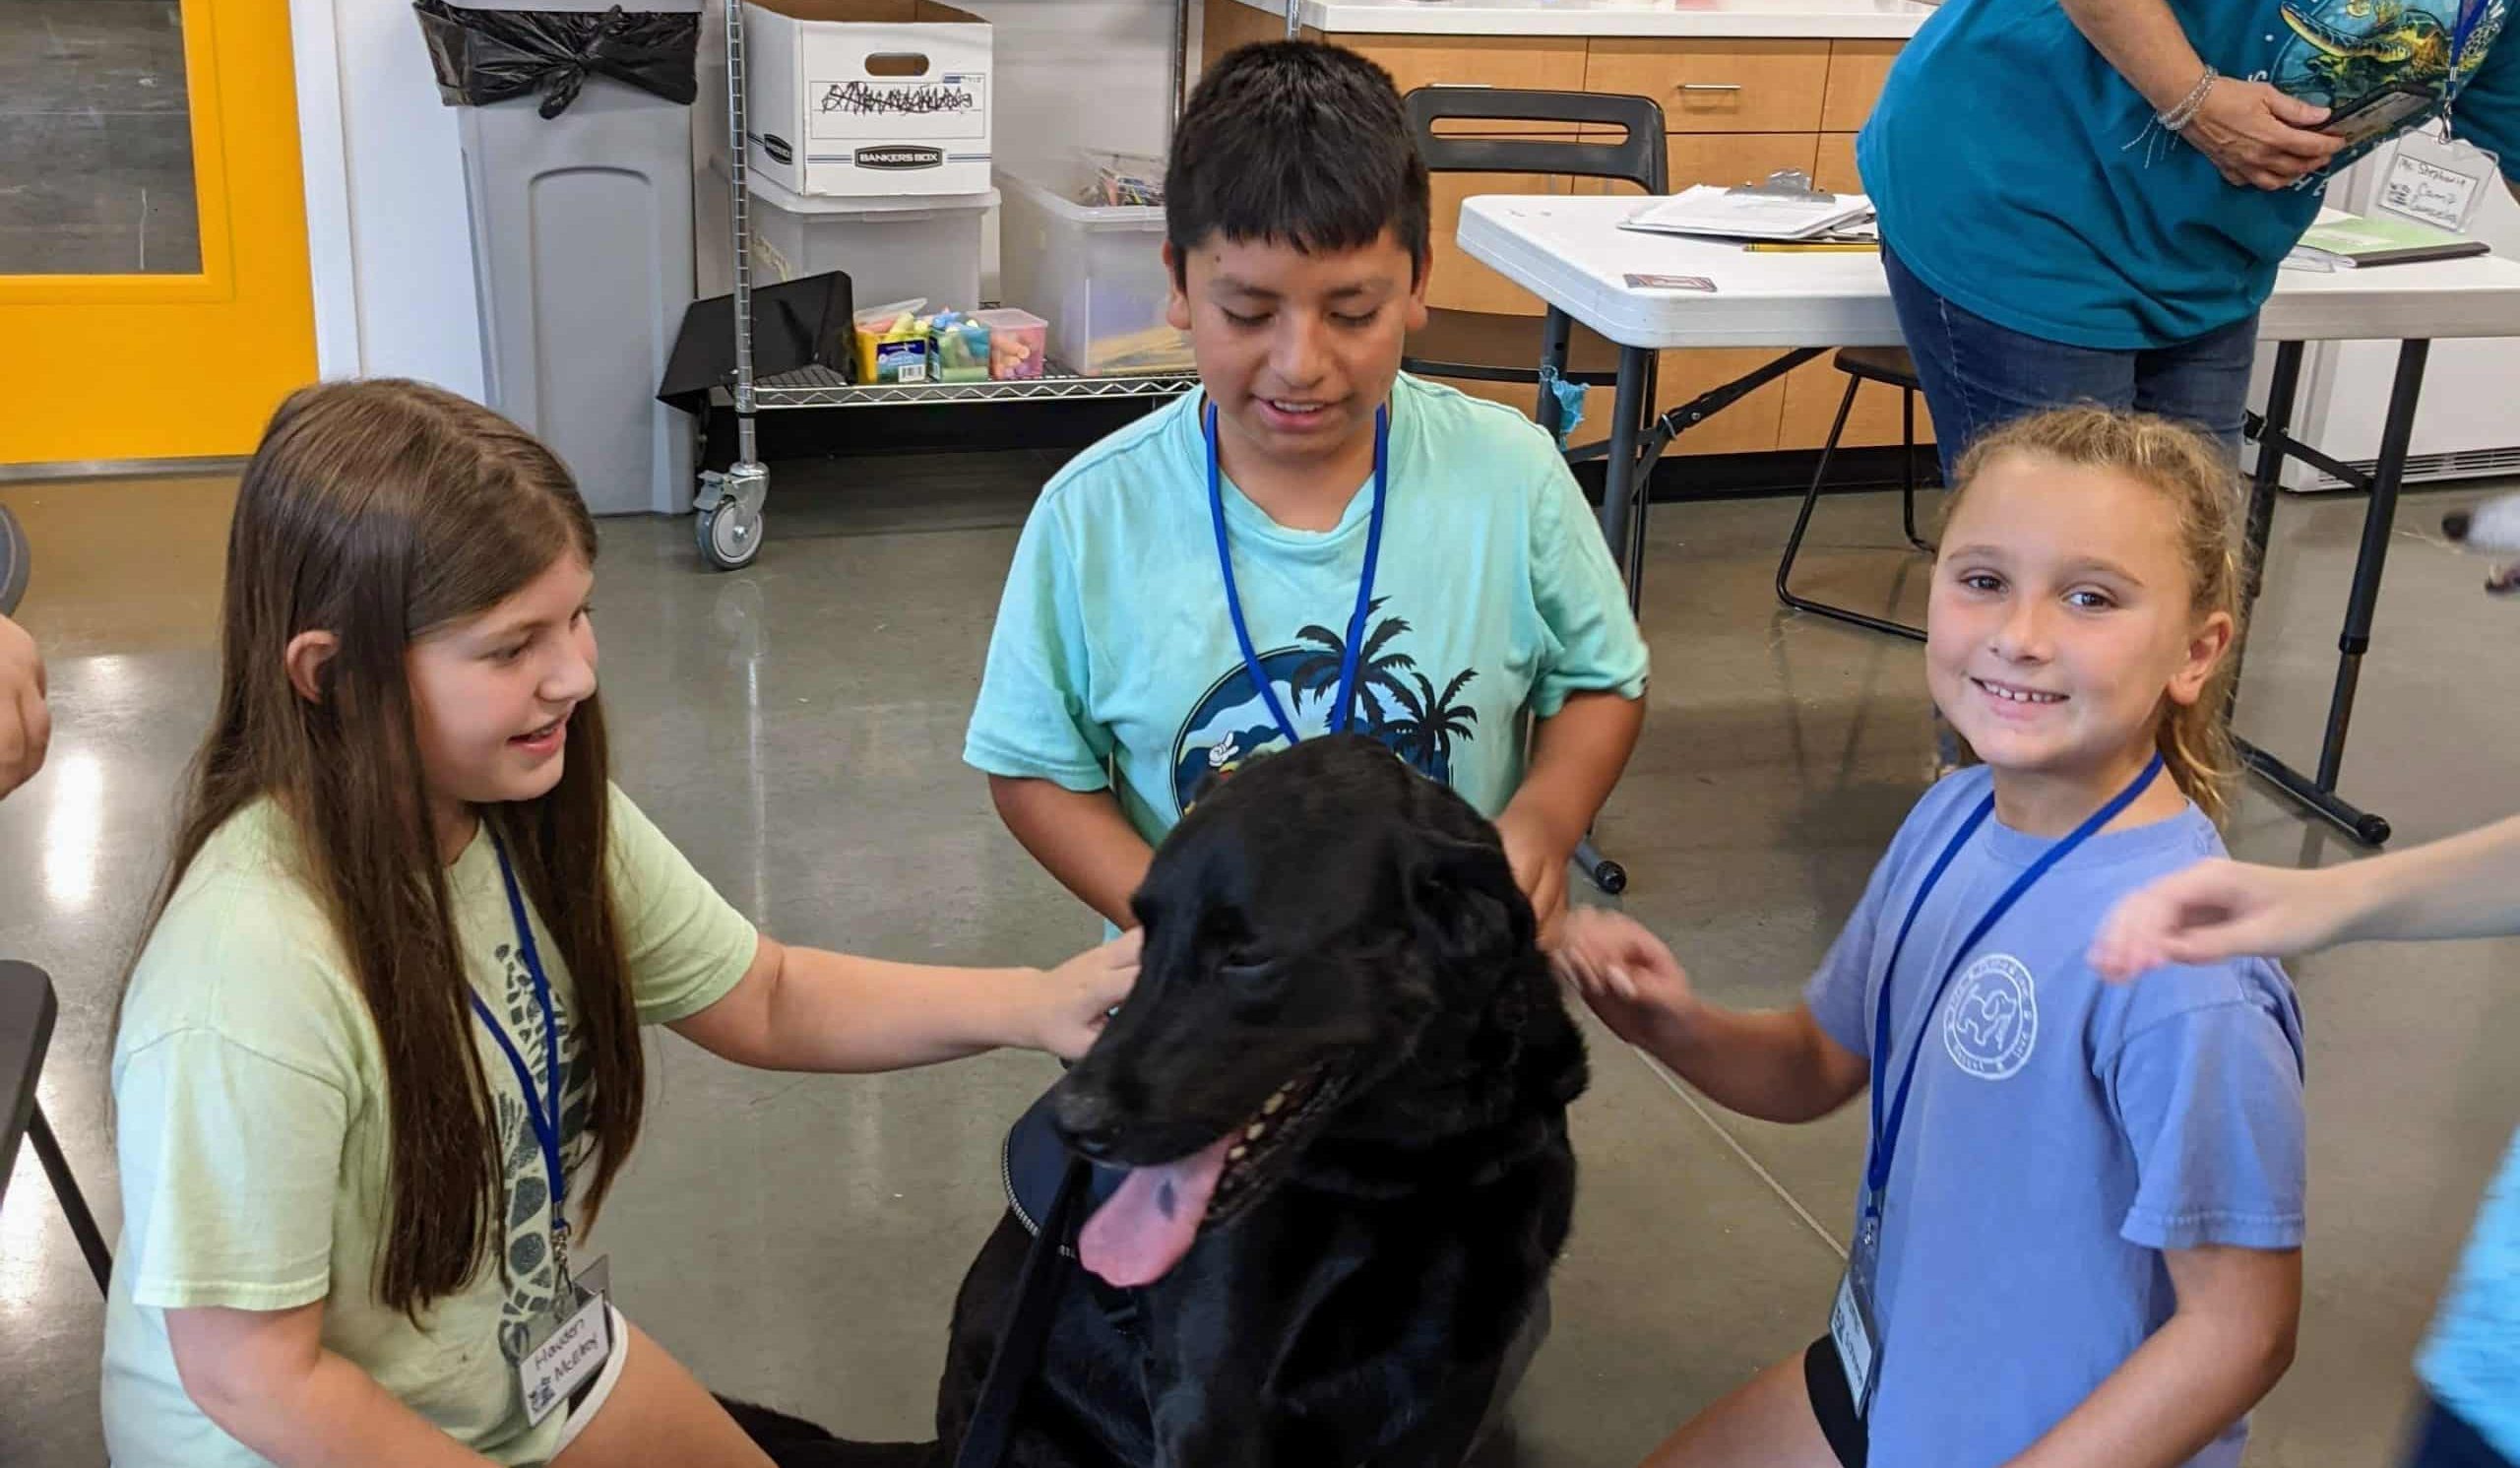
[2420,1121,2520,1458]
[964,373,1650,849]
[1861,0,2520,349]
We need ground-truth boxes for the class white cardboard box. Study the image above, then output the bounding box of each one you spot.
[743,0,993,199]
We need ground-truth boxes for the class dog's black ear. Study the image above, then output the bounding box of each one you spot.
[1403,825,1536,972]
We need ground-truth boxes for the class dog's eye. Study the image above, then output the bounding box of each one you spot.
[1217,954,1284,987]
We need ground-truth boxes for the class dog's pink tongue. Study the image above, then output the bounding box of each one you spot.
[1077,1132,1235,1288]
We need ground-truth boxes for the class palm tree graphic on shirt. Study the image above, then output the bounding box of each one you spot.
[1168,597,1484,812]
[1290,601,1418,728]
[1385,669,1481,784]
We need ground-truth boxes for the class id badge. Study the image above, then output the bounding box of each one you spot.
[519,1254,612,1426]
[1828,1221,1882,1418]
[2377,126,2499,233]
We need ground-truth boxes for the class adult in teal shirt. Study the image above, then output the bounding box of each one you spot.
[1862,0,2520,475]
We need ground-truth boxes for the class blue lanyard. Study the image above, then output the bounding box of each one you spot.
[1859,754,2165,1230]
[1205,400,1390,744]
[470,832,571,1268]
[2454,0,2491,77]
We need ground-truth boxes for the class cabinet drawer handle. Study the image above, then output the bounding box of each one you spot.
[1676,83,1744,93]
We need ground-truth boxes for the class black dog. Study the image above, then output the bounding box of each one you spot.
[734,734,1589,1467]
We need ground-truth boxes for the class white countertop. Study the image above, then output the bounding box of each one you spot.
[1234,0,1937,40]
[1456,194,2520,349]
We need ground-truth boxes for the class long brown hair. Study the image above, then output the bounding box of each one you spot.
[130,378,645,1314]
[1949,407,2247,823]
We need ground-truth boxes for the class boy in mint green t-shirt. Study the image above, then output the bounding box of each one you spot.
[966,41,1650,933]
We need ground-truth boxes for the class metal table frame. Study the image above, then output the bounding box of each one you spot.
[1534,315,2434,849]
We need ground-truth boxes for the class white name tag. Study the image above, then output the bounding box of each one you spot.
[1830,1269,1877,1414]
[520,1292,611,1426]
[2377,131,2494,233]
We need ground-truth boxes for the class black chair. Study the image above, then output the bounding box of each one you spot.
[1403,91,1671,896]
[1774,346,1938,642]
[0,508,113,1297]
[0,502,25,617]
[1,963,112,1295]
[1402,87,1669,420]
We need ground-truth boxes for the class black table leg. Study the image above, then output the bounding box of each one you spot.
[1601,345,1654,617]
[2235,338,2429,848]
[1537,306,1573,437]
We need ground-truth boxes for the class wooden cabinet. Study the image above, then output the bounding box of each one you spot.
[1426,163,1574,316]
[1195,5,1929,456]
[1340,34,1591,131]
[1585,38,1832,134]
[1821,39,1900,131]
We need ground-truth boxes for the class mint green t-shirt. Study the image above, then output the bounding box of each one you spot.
[102,788,758,1468]
[964,374,1651,847]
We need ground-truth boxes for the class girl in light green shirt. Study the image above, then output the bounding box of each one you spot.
[103,379,1136,1468]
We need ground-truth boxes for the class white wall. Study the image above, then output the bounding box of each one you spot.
[289,0,485,392]
[294,0,1188,391]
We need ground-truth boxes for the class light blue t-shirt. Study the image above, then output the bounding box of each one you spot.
[2421,1123,2520,1458]
[964,373,1650,847]
[1861,0,2520,349]
[1805,767,2307,1468]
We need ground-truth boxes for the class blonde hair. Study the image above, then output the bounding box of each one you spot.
[1948,406,2247,824]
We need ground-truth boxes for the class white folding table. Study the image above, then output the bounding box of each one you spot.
[1462,193,2520,847]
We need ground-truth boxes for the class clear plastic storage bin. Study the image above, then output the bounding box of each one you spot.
[738,165,994,325]
[997,163,1193,377]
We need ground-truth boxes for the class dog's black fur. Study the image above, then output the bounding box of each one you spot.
[731,735,1589,1468]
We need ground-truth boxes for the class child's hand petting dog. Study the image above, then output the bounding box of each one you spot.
[1550,909,1700,1052]
[1035,928,1143,1060]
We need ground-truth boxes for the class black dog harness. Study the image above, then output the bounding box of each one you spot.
[955,1091,1125,1468]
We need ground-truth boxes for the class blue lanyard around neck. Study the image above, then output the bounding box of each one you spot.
[2455,0,2491,77]
[470,831,571,1267]
[1205,400,1390,745]
[1859,754,2166,1229]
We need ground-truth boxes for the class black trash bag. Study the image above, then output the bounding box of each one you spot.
[414,1,699,119]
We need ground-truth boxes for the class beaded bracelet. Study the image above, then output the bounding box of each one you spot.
[2161,66,2220,133]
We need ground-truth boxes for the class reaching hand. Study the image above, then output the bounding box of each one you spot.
[0,613,48,800]
[2088,859,2345,982]
[1549,907,1700,1052]
[2180,80,2345,190]
[1033,928,1143,1060]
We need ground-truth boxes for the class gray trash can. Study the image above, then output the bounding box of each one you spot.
[432,0,700,516]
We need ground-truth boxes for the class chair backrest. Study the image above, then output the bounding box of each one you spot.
[0,960,59,1216]
[0,503,25,618]
[1404,87,1669,194]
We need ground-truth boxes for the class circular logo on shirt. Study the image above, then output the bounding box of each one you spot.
[1942,953,2039,1081]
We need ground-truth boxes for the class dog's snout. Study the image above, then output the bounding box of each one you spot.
[1052,1088,1121,1159]
[2446,509,2474,542]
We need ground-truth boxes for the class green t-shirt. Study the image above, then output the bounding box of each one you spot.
[101,787,757,1467]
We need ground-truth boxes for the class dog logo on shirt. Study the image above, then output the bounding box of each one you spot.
[1942,954,2038,1080]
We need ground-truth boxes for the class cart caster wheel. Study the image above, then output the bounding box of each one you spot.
[697,500,763,571]
[1590,859,1628,896]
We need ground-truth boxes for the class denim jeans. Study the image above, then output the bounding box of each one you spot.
[2408,1398,2517,1468]
[1882,243,2261,483]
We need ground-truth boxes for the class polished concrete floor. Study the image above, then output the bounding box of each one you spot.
[5,457,2519,1467]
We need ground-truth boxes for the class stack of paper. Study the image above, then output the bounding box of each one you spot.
[1622,186,1876,243]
